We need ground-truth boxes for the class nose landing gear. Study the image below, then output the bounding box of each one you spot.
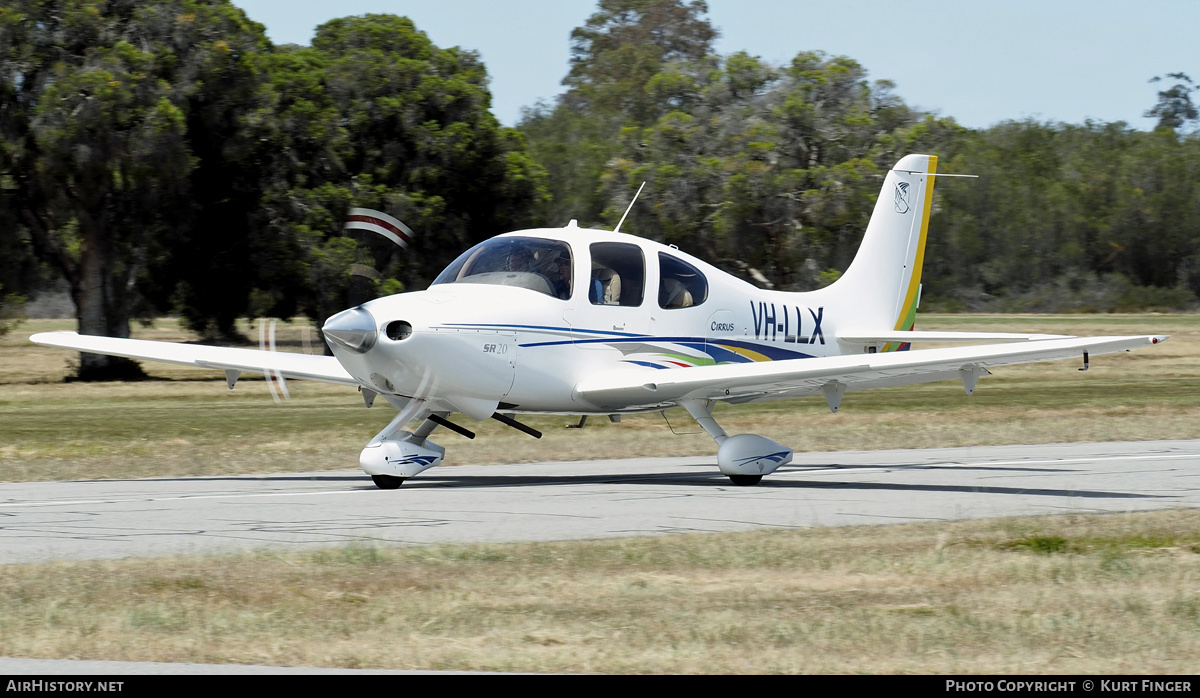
[371,475,406,489]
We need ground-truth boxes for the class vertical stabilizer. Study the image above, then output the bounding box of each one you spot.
[830,154,937,349]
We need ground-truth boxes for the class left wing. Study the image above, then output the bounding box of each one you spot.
[836,330,1071,343]
[575,335,1167,410]
[30,332,357,386]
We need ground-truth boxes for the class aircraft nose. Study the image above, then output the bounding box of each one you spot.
[322,307,378,354]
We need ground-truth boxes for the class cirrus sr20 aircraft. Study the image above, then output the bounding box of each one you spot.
[32,154,1168,488]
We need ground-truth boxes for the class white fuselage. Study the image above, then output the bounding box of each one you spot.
[328,226,868,419]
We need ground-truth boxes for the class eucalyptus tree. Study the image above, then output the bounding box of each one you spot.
[250,15,547,330]
[0,0,269,376]
[603,50,958,290]
[520,0,718,228]
[1146,73,1198,133]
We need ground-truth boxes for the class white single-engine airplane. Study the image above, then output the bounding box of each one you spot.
[33,154,1167,488]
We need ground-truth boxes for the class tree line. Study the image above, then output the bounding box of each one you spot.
[522,1,1200,312]
[0,0,546,376]
[2,0,1198,377]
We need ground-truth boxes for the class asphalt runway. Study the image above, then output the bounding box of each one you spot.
[3,439,1200,565]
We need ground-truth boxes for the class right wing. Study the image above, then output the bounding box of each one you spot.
[575,334,1167,410]
[30,332,358,386]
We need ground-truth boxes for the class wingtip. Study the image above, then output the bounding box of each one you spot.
[29,330,77,341]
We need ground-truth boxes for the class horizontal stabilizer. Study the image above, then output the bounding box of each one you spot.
[30,332,357,386]
[837,330,1071,344]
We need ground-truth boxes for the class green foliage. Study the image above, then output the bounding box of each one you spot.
[520,0,718,227]
[253,14,547,325]
[565,0,717,126]
[378,278,404,297]
[996,531,1200,557]
[601,49,949,289]
[816,269,842,288]
[999,536,1071,555]
[929,121,1200,310]
[1,5,547,352]
[0,0,270,370]
[525,7,1200,310]
[0,284,24,336]
[1146,73,1198,133]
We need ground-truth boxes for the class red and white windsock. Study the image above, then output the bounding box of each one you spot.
[343,208,414,248]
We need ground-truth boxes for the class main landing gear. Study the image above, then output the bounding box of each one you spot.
[678,399,794,486]
[360,398,793,489]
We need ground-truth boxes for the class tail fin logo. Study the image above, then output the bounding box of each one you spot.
[894,182,911,214]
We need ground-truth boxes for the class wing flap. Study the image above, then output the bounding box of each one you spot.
[30,331,357,386]
[575,335,1167,409]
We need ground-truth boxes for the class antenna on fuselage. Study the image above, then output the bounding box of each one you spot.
[613,181,646,234]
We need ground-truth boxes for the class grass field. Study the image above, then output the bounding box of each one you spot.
[2,315,1198,673]
[2,315,1198,483]
[1,509,1199,673]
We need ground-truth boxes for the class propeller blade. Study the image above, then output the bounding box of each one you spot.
[270,319,290,400]
[301,324,313,355]
[258,318,288,404]
[343,208,414,249]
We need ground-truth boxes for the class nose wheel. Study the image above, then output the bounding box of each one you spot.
[371,475,406,489]
[727,474,762,486]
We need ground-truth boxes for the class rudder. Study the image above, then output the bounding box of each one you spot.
[828,154,937,349]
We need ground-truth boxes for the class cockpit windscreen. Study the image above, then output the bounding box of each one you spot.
[431,237,573,300]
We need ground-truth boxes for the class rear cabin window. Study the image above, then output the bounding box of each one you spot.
[588,242,645,306]
[658,252,707,309]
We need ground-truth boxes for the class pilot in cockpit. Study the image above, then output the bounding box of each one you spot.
[541,253,572,299]
[505,247,534,273]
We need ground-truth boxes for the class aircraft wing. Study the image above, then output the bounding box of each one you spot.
[575,335,1167,410]
[836,330,1071,343]
[30,331,358,386]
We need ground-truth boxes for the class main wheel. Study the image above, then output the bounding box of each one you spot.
[727,474,762,486]
[371,475,406,490]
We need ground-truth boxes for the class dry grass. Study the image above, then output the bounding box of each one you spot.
[2,315,1198,483]
[2,509,1199,673]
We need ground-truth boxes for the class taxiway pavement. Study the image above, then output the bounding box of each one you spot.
[2,439,1199,564]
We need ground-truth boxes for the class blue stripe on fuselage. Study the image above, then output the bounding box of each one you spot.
[437,323,816,362]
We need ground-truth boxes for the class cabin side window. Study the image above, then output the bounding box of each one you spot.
[658,252,707,309]
[588,242,645,306]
